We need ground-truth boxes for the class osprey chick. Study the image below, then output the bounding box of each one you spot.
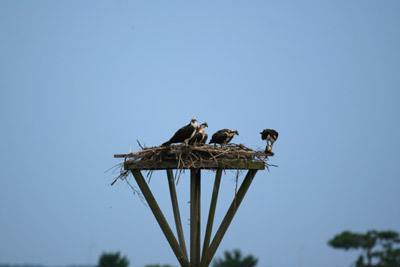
[189,122,208,145]
[209,129,239,149]
[260,129,278,152]
[162,118,198,146]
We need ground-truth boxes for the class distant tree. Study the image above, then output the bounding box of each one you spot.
[328,230,400,267]
[144,265,176,267]
[212,249,258,267]
[98,252,129,267]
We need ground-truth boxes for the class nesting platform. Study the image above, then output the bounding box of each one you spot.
[113,144,274,267]
[114,143,273,171]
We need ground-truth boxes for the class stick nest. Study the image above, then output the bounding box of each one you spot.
[118,143,273,168]
[111,143,276,187]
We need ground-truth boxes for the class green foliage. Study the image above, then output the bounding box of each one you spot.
[328,230,400,267]
[98,252,129,267]
[212,249,258,267]
[328,231,365,250]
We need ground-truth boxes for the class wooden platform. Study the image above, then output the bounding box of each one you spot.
[113,146,274,267]
[114,148,273,171]
[118,158,267,170]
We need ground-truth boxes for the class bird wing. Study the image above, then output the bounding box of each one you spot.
[189,132,202,144]
[168,123,195,143]
[202,133,208,144]
[210,129,228,144]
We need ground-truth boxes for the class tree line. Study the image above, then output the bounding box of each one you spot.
[97,249,257,267]
[99,229,399,267]
[3,229,398,267]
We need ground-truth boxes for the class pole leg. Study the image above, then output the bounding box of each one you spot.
[200,169,222,267]
[166,169,188,259]
[206,169,258,266]
[190,169,201,267]
[131,170,190,267]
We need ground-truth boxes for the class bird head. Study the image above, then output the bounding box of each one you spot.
[190,118,198,127]
[200,122,208,128]
[230,129,239,135]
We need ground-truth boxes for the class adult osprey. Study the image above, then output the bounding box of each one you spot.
[189,122,208,145]
[209,129,239,149]
[260,129,279,153]
[162,118,198,146]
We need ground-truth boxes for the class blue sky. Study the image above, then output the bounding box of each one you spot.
[1,1,400,267]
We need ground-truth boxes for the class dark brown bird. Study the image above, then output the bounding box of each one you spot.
[162,118,198,146]
[209,129,239,149]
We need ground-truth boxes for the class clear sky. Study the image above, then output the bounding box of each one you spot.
[1,1,400,267]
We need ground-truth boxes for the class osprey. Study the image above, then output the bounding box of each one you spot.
[260,129,279,153]
[189,122,208,145]
[162,118,198,146]
[209,129,239,149]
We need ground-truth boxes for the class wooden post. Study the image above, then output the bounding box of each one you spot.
[131,170,190,267]
[206,169,258,266]
[200,169,222,267]
[190,169,201,267]
[166,169,188,259]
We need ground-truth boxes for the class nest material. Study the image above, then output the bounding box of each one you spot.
[117,143,273,170]
[111,143,276,187]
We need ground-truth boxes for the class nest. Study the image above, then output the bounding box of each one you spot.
[116,143,272,175]
[111,143,277,194]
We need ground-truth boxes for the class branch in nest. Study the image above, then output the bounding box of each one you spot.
[117,143,275,171]
[136,139,145,150]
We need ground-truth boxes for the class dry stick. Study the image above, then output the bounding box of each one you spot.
[136,139,144,150]
[189,151,200,161]
[110,162,130,186]
[176,152,184,185]
[198,152,205,168]
[123,173,146,205]
[111,171,125,186]
[116,144,272,171]
[234,170,240,210]
[213,150,231,159]
[208,151,219,166]
[146,170,154,183]
[187,153,197,168]
[176,169,183,186]
[175,152,182,177]
[104,163,121,174]
[177,152,182,169]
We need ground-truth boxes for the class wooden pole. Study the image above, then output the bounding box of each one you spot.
[190,169,201,267]
[166,169,188,259]
[131,170,190,267]
[200,169,222,267]
[206,169,258,266]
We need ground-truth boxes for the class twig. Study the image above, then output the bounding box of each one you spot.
[124,174,146,206]
[146,170,154,183]
[136,139,144,150]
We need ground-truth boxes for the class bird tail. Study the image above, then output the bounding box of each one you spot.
[162,141,171,146]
